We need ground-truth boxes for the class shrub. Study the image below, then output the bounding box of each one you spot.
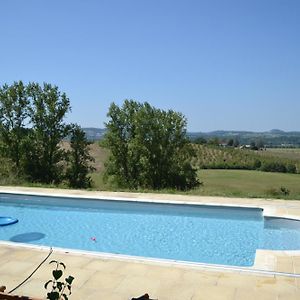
[260,162,287,173]
[280,186,290,196]
[266,186,290,197]
[286,163,297,174]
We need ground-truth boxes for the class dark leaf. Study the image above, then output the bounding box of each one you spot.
[53,270,63,280]
[65,275,74,285]
[59,262,66,269]
[47,291,59,300]
[56,281,64,292]
[44,280,52,289]
[62,294,68,300]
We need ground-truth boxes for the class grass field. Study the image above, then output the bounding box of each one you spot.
[258,148,300,160]
[89,145,300,199]
[91,169,300,200]
[190,169,300,199]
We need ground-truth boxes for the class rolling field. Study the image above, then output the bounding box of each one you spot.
[258,148,300,160]
[90,144,300,200]
[189,169,300,199]
[3,142,299,199]
[192,144,300,172]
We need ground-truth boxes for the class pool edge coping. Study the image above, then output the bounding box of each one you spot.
[0,240,299,279]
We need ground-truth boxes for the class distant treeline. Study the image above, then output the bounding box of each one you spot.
[83,128,300,147]
[189,131,300,148]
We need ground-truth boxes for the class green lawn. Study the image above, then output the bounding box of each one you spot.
[91,169,300,200]
[188,169,300,199]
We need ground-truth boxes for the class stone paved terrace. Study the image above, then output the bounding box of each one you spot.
[1,186,300,299]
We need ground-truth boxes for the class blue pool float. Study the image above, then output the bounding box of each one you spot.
[0,216,18,226]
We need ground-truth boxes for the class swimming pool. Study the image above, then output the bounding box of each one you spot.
[0,193,300,267]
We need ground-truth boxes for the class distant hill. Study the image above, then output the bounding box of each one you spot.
[82,128,106,141]
[82,127,300,147]
[188,130,300,147]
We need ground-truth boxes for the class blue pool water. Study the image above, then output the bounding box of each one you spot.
[0,194,300,267]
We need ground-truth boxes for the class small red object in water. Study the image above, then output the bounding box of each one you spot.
[90,237,96,242]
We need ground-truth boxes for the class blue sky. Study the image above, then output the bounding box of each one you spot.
[1,0,299,132]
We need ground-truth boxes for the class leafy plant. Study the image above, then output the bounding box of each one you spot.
[280,186,290,196]
[266,186,290,197]
[44,260,74,300]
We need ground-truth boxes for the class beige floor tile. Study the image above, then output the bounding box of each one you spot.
[277,290,300,300]
[71,288,124,300]
[33,264,97,289]
[112,262,149,276]
[192,285,236,300]
[145,266,184,282]
[156,283,196,300]
[276,257,294,273]
[182,270,219,286]
[292,257,300,274]
[217,273,257,288]
[0,275,25,294]
[115,274,161,297]
[234,288,277,300]
[62,267,97,288]
[287,208,300,217]
[7,248,46,262]
[0,260,36,276]
[49,252,93,268]
[83,270,125,290]
[295,278,300,288]
[15,278,45,299]
[0,247,10,258]
[84,258,124,272]
[256,276,297,294]
[0,255,10,265]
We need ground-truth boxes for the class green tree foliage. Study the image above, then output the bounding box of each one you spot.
[24,83,71,183]
[194,137,207,144]
[0,81,30,170]
[66,125,95,188]
[0,81,94,187]
[208,137,220,146]
[255,139,265,149]
[227,139,234,147]
[250,141,258,150]
[233,138,240,147]
[104,100,199,190]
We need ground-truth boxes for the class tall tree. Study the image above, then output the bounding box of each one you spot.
[104,100,199,190]
[66,125,95,188]
[24,83,71,183]
[104,101,142,188]
[0,81,30,171]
